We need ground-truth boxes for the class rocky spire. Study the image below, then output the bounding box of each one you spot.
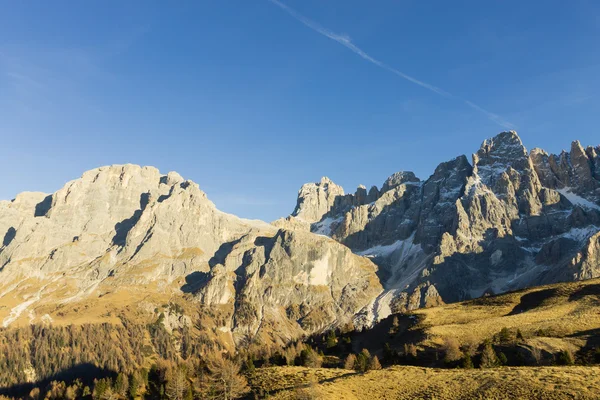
[473,131,529,187]
[291,177,345,224]
[381,171,420,192]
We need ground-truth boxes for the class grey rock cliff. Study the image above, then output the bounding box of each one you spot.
[3,130,600,340]
[293,131,600,318]
[0,165,381,344]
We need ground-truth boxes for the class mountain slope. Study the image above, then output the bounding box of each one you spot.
[0,164,382,346]
[2,131,600,346]
[291,131,600,323]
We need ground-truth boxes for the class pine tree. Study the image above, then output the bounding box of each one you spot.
[461,354,474,369]
[354,349,371,372]
[498,327,512,344]
[204,352,250,400]
[244,357,255,375]
[557,349,574,366]
[368,355,382,371]
[480,343,500,368]
[383,342,394,363]
[115,372,129,397]
[344,354,357,370]
[326,330,337,349]
[166,366,189,400]
[128,373,140,399]
[300,348,322,368]
[498,352,508,365]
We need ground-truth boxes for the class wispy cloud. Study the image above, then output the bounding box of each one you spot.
[464,101,515,129]
[267,0,515,129]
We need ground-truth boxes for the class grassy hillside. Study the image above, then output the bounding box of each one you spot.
[346,278,600,364]
[1,277,599,398]
[251,365,600,400]
[415,278,600,348]
[245,278,600,399]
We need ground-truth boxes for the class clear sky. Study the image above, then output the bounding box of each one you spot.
[1,1,599,221]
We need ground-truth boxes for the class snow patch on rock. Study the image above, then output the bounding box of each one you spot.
[558,188,600,211]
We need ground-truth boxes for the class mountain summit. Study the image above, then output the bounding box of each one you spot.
[2,132,600,347]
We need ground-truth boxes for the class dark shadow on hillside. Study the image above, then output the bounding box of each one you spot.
[112,192,150,246]
[570,327,600,363]
[180,271,211,294]
[0,363,115,398]
[350,313,427,357]
[243,372,358,399]
[568,283,600,302]
[507,288,559,315]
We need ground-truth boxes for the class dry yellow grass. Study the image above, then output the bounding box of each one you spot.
[255,365,600,400]
[411,278,600,351]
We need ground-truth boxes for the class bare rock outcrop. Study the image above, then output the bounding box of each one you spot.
[0,165,381,346]
[291,177,345,223]
[293,130,600,309]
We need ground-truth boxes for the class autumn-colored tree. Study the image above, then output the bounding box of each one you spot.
[368,355,382,371]
[404,343,417,359]
[344,354,356,370]
[300,348,322,368]
[28,387,41,400]
[354,349,371,372]
[442,337,463,363]
[461,354,474,369]
[166,365,189,400]
[203,352,249,400]
[326,330,337,349]
[480,342,500,368]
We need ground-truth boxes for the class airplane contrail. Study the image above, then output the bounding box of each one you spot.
[267,0,515,129]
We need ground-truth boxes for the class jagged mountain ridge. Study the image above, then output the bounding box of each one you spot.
[0,165,382,347]
[288,131,600,321]
[1,131,600,347]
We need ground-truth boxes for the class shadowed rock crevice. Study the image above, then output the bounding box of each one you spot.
[180,271,211,293]
[111,192,150,246]
[2,227,16,247]
[208,237,244,268]
[34,195,53,217]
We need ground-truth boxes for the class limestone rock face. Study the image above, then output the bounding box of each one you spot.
[381,171,420,192]
[3,130,600,341]
[198,229,382,343]
[293,131,600,315]
[565,232,600,281]
[291,177,345,223]
[0,165,381,345]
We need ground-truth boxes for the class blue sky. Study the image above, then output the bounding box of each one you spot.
[1,1,599,221]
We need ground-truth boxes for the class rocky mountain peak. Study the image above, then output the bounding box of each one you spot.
[479,130,525,155]
[381,171,420,192]
[473,131,530,186]
[291,177,345,223]
[0,165,381,344]
[4,132,600,348]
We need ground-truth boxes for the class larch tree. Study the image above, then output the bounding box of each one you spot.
[204,352,249,400]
